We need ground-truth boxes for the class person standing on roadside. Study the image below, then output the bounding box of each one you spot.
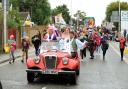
[21,36,30,63]
[8,35,16,64]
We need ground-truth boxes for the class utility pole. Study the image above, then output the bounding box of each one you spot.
[3,0,7,46]
[70,0,72,26]
[119,0,121,32]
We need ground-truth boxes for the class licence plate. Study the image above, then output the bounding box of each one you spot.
[42,70,58,74]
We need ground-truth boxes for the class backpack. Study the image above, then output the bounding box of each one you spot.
[101,36,109,50]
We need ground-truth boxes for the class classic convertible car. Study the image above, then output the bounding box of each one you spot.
[26,41,80,84]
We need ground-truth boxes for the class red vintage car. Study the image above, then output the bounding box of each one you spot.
[26,41,80,84]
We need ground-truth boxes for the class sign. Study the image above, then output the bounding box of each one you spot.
[111,11,119,22]
[121,11,128,21]
[121,11,128,31]
[111,15,119,22]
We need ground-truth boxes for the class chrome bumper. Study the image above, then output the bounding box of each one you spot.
[26,69,75,75]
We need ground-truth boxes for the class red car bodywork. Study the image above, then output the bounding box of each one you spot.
[26,51,80,72]
[26,42,80,84]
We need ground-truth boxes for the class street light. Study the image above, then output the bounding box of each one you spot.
[3,0,7,46]
[119,0,121,32]
[70,0,73,26]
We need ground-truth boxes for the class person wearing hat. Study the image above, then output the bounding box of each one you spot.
[45,26,57,41]
[8,35,16,64]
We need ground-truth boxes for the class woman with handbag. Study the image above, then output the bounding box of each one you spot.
[8,35,16,64]
[116,34,126,61]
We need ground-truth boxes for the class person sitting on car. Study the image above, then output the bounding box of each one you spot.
[44,26,57,41]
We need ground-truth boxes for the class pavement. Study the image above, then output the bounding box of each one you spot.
[0,46,35,64]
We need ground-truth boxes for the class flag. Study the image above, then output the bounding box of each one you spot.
[55,13,66,24]
[9,4,12,11]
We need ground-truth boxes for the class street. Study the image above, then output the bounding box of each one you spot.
[0,44,128,89]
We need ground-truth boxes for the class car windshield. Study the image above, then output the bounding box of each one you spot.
[40,41,69,53]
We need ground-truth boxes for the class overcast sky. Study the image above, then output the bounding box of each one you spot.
[49,0,128,26]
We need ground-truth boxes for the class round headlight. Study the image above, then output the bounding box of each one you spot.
[62,57,68,65]
[34,56,40,64]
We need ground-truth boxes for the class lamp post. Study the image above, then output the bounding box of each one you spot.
[119,0,121,32]
[70,0,72,26]
[3,0,7,46]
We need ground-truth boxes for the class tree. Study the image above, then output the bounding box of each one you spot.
[74,10,86,20]
[52,4,71,24]
[106,1,128,22]
[10,0,52,25]
[74,10,86,27]
[19,0,51,25]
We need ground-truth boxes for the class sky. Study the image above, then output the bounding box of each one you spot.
[49,0,128,26]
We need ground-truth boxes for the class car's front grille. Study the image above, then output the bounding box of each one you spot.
[44,56,57,69]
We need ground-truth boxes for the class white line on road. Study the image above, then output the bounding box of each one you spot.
[110,43,128,64]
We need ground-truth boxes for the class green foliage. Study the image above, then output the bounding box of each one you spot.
[52,4,71,24]
[0,13,2,23]
[106,1,128,22]
[7,17,17,29]
[74,10,86,20]
[19,0,51,25]
[9,0,19,10]
[8,9,21,29]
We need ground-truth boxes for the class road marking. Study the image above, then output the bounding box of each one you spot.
[42,87,46,89]
[110,43,128,64]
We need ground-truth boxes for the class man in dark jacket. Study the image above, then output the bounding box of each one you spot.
[101,34,109,60]
[31,34,41,56]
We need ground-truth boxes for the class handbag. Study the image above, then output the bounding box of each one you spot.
[4,46,10,54]
[124,47,128,55]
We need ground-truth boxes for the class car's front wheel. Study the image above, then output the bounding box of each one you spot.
[0,81,2,89]
[27,72,34,83]
[76,69,80,76]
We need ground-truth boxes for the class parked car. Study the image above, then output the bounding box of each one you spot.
[26,41,80,84]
